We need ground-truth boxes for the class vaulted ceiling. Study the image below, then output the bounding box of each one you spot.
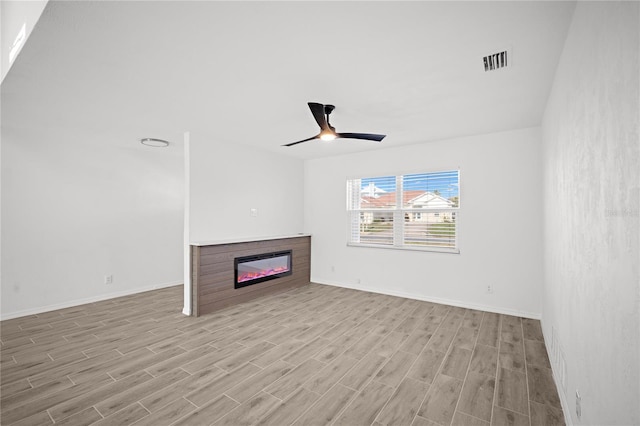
[2,1,576,160]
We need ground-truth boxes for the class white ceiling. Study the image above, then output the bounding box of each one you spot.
[2,1,576,160]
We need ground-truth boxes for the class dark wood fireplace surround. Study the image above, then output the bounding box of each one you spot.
[191,235,310,316]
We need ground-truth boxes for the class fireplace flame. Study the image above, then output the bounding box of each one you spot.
[238,266,290,283]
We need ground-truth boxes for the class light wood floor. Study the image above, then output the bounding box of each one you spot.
[0,284,564,426]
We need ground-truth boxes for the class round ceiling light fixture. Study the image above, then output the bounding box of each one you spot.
[140,137,170,147]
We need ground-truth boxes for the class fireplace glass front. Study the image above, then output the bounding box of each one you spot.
[234,250,292,289]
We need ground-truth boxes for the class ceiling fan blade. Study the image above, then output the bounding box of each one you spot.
[336,132,386,142]
[308,102,330,132]
[282,135,319,147]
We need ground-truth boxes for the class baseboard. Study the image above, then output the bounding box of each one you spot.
[312,278,541,320]
[1,281,183,321]
[540,318,573,425]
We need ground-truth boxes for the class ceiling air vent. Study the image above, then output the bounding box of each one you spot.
[483,50,508,72]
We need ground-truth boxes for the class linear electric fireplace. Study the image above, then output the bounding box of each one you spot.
[234,250,292,289]
[191,235,310,316]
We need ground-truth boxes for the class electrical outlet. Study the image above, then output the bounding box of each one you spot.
[250,208,258,217]
[576,390,582,419]
[331,265,335,273]
[486,285,493,293]
[104,275,113,285]
[356,278,361,284]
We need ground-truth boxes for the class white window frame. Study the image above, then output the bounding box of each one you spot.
[346,169,460,254]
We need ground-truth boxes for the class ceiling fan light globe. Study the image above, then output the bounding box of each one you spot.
[320,133,336,141]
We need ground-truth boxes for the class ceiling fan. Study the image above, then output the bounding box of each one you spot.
[283,102,386,147]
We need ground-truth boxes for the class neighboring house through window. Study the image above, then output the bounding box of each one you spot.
[347,170,460,252]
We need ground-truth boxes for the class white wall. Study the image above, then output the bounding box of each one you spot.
[1,130,185,320]
[541,2,640,425]
[189,137,304,242]
[305,127,542,318]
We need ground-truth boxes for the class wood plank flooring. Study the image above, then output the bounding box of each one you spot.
[0,284,564,425]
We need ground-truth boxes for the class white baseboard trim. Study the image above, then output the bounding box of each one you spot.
[1,281,183,321]
[540,318,573,425]
[312,279,541,320]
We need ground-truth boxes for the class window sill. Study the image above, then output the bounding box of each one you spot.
[346,243,460,254]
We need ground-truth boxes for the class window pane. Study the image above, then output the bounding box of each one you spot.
[403,212,456,248]
[348,170,459,251]
[350,211,394,245]
[402,171,459,209]
[359,176,397,209]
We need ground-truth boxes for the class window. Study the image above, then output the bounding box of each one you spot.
[347,170,460,252]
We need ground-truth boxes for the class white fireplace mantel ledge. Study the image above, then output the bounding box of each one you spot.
[190,233,311,247]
